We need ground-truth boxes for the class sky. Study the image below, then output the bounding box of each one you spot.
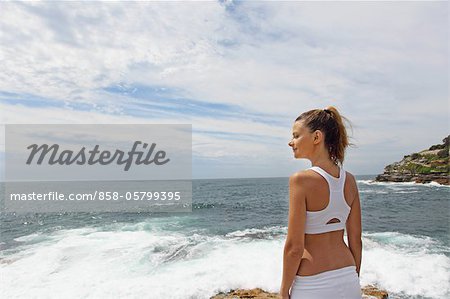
[0,1,448,179]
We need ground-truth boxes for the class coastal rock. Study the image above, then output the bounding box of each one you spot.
[361,284,389,299]
[210,288,278,298]
[375,135,449,185]
[210,285,389,298]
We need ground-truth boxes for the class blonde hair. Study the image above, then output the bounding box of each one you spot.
[295,106,355,166]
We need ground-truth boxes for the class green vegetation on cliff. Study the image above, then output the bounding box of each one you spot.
[399,136,449,175]
[376,136,449,185]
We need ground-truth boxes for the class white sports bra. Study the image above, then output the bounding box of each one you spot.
[304,165,351,234]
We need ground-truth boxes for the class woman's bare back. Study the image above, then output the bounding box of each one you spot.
[296,169,358,276]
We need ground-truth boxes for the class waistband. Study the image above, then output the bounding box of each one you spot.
[295,265,357,282]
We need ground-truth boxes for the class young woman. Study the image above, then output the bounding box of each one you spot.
[279,106,363,299]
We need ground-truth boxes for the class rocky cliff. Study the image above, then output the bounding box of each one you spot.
[210,285,389,299]
[375,135,449,185]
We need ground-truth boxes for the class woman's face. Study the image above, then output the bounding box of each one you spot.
[288,121,315,159]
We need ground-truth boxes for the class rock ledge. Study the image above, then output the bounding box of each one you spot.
[210,284,389,298]
[375,135,449,185]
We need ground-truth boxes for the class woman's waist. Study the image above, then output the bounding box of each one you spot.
[292,265,360,290]
[297,245,355,276]
[297,258,356,275]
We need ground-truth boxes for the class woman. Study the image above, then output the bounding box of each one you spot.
[279,106,363,299]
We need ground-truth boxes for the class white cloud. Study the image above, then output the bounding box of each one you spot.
[0,1,447,178]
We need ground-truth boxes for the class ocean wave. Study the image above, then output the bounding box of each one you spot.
[358,179,449,188]
[1,224,448,298]
[357,180,417,186]
[225,226,287,240]
[363,231,444,250]
[361,231,450,298]
[423,181,450,188]
[359,190,389,194]
[0,224,284,298]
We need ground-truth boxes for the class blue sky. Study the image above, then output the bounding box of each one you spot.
[0,1,448,179]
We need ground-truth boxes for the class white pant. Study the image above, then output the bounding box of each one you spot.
[290,266,362,299]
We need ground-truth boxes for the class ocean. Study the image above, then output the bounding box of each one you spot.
[0,175,448,299]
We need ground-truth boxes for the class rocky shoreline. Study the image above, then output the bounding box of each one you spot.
[210,285,389,298]
[375,135,449,185]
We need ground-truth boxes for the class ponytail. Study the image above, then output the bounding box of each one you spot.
[295,106,354,165]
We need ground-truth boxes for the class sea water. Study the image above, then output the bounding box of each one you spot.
[0,175,448,299]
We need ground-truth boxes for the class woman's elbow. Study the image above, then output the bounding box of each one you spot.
[284,242,304,256]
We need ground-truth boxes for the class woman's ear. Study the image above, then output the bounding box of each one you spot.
[313,131,322,143]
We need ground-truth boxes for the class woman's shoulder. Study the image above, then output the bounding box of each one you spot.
[289,169,317,185]
[290,169,314,178]
[344,170,357,185]
[343,171,359,196]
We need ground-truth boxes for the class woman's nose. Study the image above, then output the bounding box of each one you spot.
[288,141,293,146]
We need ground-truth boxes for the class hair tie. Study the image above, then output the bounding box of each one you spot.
[323,108,332,115]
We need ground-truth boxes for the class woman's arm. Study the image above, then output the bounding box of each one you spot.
[346,173,363,276]
[279,172,307,297]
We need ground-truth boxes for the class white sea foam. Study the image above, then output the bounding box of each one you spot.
[0,224,285,299]
[225,226,286,239]
[423,181,450,188]
[358,180,420,187]
[358,179,449,188]
[361,232,450,299]
[357,179,379,185]
[1,224,448,298]
[359,188,419,194]
[394,190,420,193]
